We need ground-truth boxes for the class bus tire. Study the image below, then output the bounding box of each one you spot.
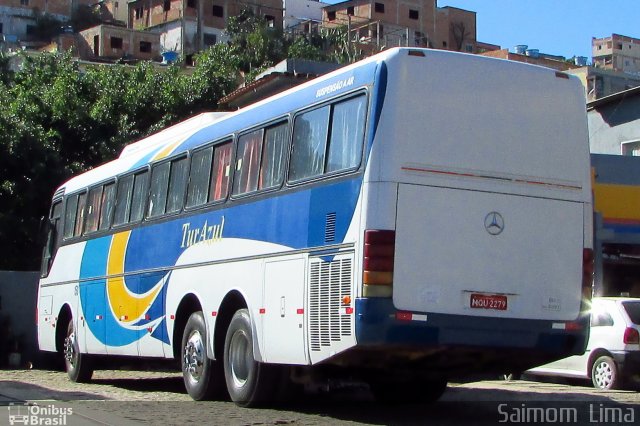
[181,311,225,400]
[64,319,93,383]
[223,309,278,407]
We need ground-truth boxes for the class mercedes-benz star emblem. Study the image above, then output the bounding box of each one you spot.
[484,212,505,236]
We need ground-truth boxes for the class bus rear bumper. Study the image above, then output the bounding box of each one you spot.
[353,298,589,372]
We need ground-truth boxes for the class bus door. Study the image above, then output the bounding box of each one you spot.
[80,279,106,354]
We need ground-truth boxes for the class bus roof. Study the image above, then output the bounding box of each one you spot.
[55,47,575,196]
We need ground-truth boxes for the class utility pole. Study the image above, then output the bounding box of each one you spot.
[196,0,203,52]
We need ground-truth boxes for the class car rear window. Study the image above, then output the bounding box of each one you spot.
[621,301,640,324]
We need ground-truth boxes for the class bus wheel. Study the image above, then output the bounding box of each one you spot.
[63,319,93,383]
[181,311,225,400]
[224,309,278,407]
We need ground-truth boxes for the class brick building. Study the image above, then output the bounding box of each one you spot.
[480,48,579,72]
[593,33,640,76]
[0,0,94,42]
[321,0,483,53]
[128,0,283,59]
[78,24,161,60]
[565,66,640,102]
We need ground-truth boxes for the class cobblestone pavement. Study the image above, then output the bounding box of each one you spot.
[1,369,639,425]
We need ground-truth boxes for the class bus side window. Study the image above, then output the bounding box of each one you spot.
[98,182,116,231]
[113,175,134,226]
[148,162,170,218]
[84,186,103,234]
[289,106,330,182]
[130,170,149,223]
[210,141,232,202]
[74,192,87,237]
[259,122,288,190]
[326,95,366,173]
[186,147,213,208]
[41,200,62,276]
[166,157,189,214]
[63,194,79,239]
[233,129,264,196]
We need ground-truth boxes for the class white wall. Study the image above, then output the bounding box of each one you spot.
[283,0,326,29]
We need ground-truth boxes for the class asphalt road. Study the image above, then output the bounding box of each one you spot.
[1,369,639,425]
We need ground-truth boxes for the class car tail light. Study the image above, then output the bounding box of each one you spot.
[582,248,594,303]
[623,327,640,345]
[363,230,395,289]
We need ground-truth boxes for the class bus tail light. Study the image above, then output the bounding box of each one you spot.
[363,230,395,297]
[623,327,639,345]
[582,248,594,304]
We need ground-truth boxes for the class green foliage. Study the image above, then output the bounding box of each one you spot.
[287,36,326,62]
[0,16,363,270]
[0,50,238,270]
[225,8,286,75]
[0,51,11,85]
[320,26,366,64]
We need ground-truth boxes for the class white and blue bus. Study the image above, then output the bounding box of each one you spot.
[38,48,593,405]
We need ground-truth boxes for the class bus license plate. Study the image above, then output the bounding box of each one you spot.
[470,294,507,311]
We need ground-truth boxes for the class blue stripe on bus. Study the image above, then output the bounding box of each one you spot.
[79,177,362,347]
[80,237,141,347]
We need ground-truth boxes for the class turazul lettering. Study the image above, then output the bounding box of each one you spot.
[181,217,225,248]
[315,76,355,98]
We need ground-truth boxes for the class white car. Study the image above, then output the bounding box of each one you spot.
[527,297,640,390]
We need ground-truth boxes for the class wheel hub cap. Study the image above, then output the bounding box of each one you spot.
[594,362,613,388]
[64,332,76,366]
[184,331,205,383]
[229,330,251,387]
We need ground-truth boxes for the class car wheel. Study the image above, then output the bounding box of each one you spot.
[223,309,278,407]
[591,355,621,390]
[64,319,93,383]
[181,311,226,400]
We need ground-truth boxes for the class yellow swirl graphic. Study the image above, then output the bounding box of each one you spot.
[153,140,182,161]
[107,231,162,323]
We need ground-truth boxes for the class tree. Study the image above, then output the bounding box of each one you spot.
[226,8,287,77]
[287,35,326,62]
[0,50,238,270]
[450,21,471,51]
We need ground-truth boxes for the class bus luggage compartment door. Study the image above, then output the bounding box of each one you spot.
[392,183,584,321]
